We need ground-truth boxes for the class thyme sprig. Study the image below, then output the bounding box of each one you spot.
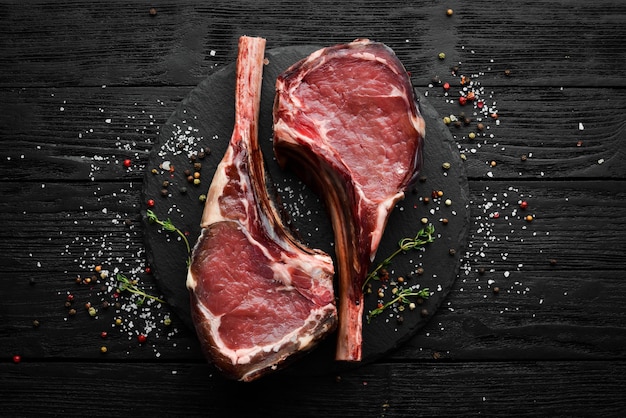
[367,287,430,323]
[116,273,166,305]
[146,209,191,266]
[363,223,435,290]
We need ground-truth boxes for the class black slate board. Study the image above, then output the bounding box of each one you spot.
[142,44,469,375]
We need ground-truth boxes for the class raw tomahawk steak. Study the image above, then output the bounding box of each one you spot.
[187,36,337,382]
[273,39,425,361]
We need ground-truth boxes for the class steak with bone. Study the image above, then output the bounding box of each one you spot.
[187,36,337,382]
[273,39,425,361]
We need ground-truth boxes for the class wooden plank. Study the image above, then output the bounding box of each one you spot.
[0,360,624,417]
[1,180,624,361]
[1,1,625,87]
[2,86,625,181]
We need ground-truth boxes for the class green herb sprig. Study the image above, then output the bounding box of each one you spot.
[146,209,191,266]
[367,287,430,323]
[116,273,166,305]
[363,223,435,290]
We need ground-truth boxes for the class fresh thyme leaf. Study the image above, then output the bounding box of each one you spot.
[146,209,192,266]
[363,224,435,290]
[116,273,166,304]
[367,287,430,323]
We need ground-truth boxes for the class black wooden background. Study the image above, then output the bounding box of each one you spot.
[1,1,625,417]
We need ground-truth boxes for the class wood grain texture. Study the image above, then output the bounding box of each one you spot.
[1,1,625,87]
[1,361,625,417]
[1,0,625,415]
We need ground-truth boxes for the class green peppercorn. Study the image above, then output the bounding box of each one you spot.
[442,162,451,170]
[199,194,207,202]
[438,52,446,60]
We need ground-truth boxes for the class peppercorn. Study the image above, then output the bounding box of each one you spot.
[164,317,172,326]
[100,346,108,354]
[194,162,202,171]
[179,186,187,194]
[137,334,147,344]
[102,301,110,309]
[160,189,168,197]
[88,307,97,317]
[445,199,452,206]
[423,196,430,204]
[416,267,425,276]
[525,215,534,222]
[431,75,441,85]
[521,154,528,161]
[493,286,500,294]
[490,160,497,167]
[478,267,486,275]
[438,52,446,60]
[123,159,132,168]
[449,248,456,256]
[12,355,21,364]
[115,318,122,326]
[149,7,157,16]
[33,319,40,327]
[446,8,453,16]
[420,308,429,317]
[396,315,404,325]
[458,96,467,106]
[68,308,77,316]
[443,116,451,125]
[504,69,511,77]
[147,199,155,208]
[463,117,472,126]
[549,258,557,266]
[151,168,158,175]
[184,169,192,176]
[454,120,462,128]
[199,194,207,203]
[520,201,528,209]
[443,82,450,91]
[477,122,485,131]
[441,218,449,225]
[193,171,201,179]
[198,150,207,159]
[409,302,416,310]
[420,217,428,224]
[397,276,405,284]
[124,218,133,226]
[468,132,476,140]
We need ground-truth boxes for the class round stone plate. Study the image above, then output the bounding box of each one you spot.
[142,44,469,376]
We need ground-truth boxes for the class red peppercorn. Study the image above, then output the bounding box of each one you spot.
[458,96,467,106]
[477,101,484,109]
[101,331,108,339]
[123,159,132,168]
[66,294,75,302]
[147,199,155,208]
[443,82,450,91]
[145,266,152,274]
[12,355,21,364]
[493,212,500,219]
[520,201,528,210]
[138,334,147,344]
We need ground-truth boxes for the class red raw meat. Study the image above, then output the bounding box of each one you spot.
[187,36,337,382]
[273,39,425,361]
